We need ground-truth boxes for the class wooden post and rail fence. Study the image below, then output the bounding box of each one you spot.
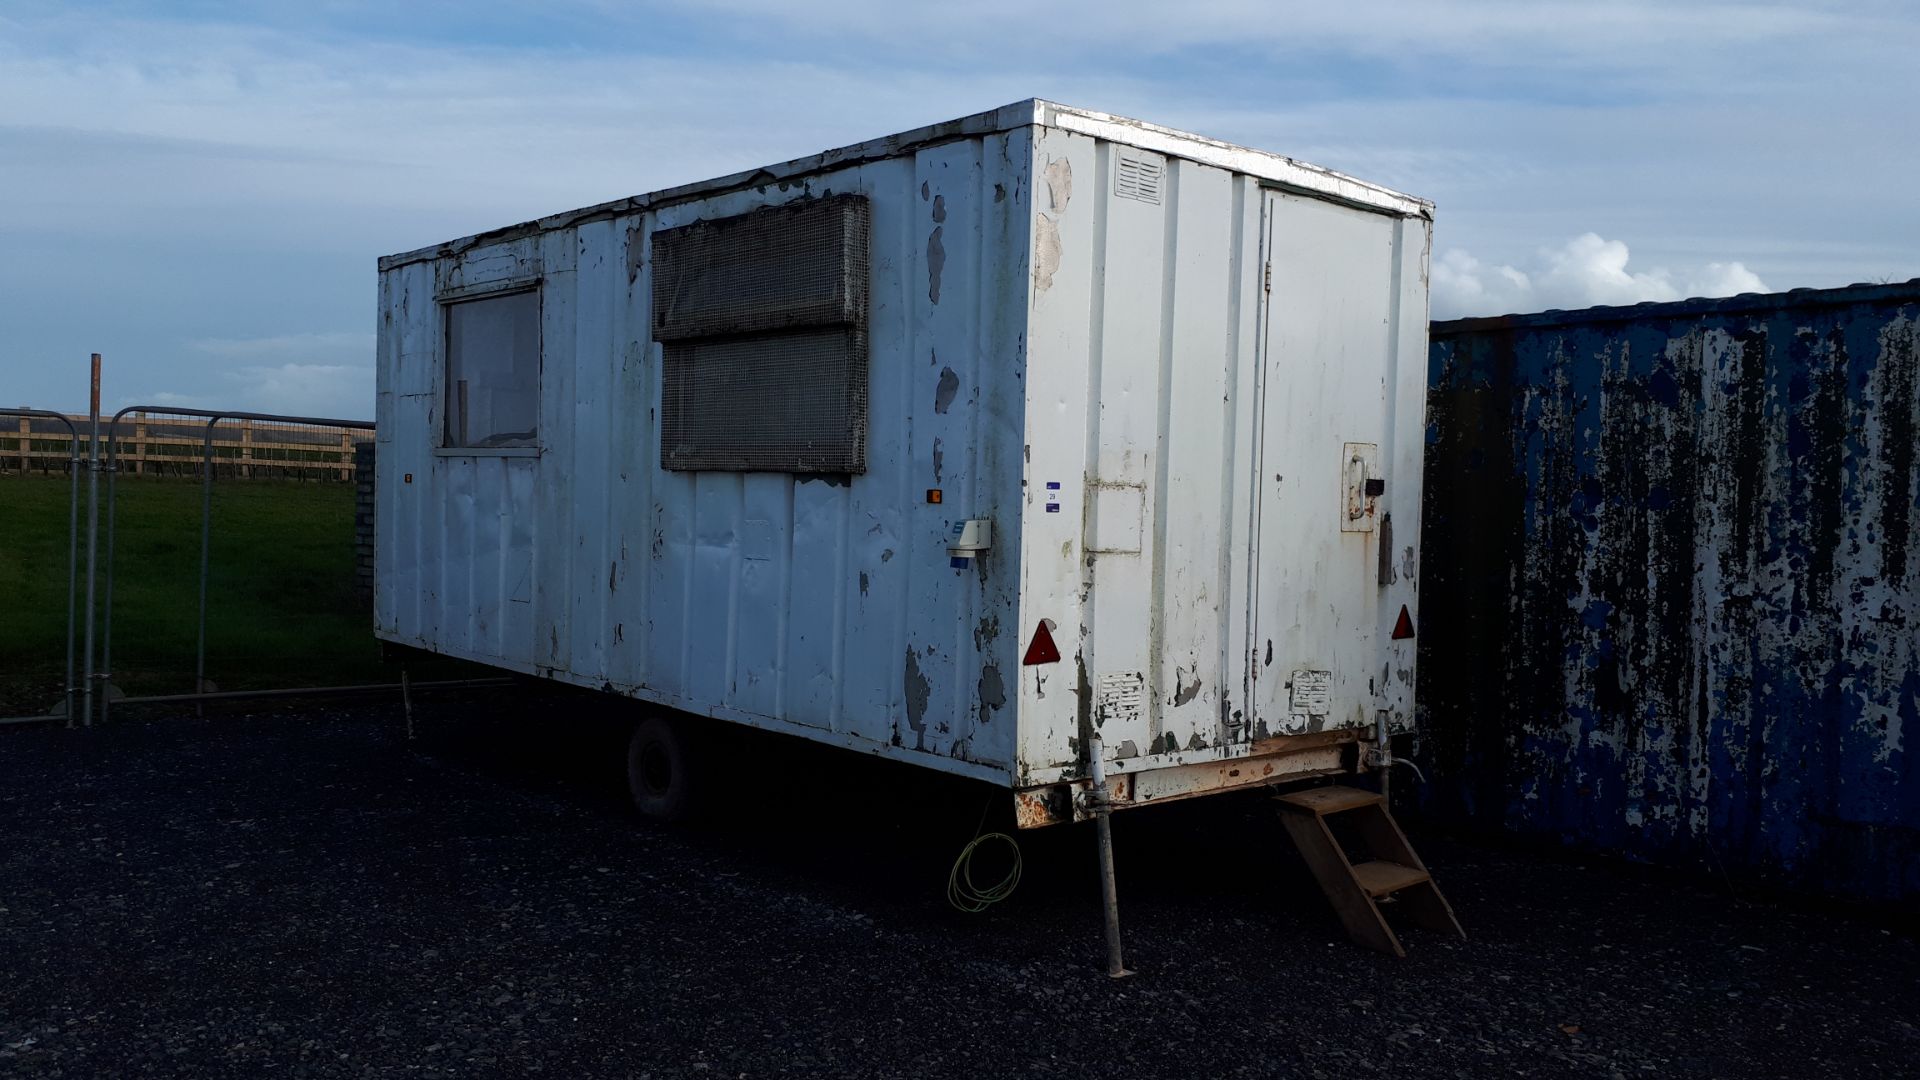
[7,413,367,481]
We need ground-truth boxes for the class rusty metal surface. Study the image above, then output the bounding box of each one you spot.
[1422,280,1920,902]
[1012,730,1360,827]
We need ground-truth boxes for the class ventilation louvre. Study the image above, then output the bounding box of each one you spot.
[1115,152,1164,205]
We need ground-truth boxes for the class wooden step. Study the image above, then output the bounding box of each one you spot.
[1272,786,1466,957]
[1350,860,1430,898]
[1273,785,1383,816]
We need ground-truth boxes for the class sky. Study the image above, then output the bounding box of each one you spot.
[3,1,1917,418]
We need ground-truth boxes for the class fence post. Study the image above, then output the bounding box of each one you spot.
[196,418,217,706]
[134,413,147,476]
[339,432,353,481]
[63,418,81,722]
[81,356,101,726]
[240,419,254,480]
[15,416,26,475]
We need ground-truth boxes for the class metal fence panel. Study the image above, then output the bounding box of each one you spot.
[0,409,82,724]
[96,409,377,718]
[7,388,504,728]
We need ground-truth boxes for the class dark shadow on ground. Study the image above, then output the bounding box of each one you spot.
[2,692,1914,1079]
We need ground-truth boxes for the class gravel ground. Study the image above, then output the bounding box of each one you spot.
[1,693,1914,1079]
[0,676,66,723]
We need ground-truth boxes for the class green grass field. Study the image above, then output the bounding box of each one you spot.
[1,474,394,701]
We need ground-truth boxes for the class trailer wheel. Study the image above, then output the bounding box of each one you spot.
[627,715,696,822]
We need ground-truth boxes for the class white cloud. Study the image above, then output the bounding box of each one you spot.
[121,333,374,417]
[2,3,1915,412]
[1536,233,1684,309]
[1432,233,1771,319]
[187,332,374,362]
[1690,261,1772,299]
[642,0,1895,81]
[221,363,373,421]
[194,333,374,419]
[1432,249,1535,320]
[127,364,373,420]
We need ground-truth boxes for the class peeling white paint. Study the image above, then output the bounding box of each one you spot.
[1044,156,1073,214]
[377,103,1432,797]
[1032,214,1062,295]
[1427,286,1920,899]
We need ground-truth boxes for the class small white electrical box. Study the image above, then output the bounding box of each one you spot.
[948,518,992,566]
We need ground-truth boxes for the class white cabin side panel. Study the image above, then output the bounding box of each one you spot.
[1014,126,1432,788]
[377,238,552,667]
[1382,213,1431,733]
[1246,194,1430,740]
[1014,126,1269,785]
[375,130,1035,784]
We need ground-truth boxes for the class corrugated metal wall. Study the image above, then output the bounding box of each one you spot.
[1421,281,1920,903]
[375,130,1033,784]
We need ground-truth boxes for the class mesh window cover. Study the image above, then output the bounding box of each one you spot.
[662,327,868,473]
[652,195,870,472]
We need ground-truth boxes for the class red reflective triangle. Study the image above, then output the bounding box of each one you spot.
[1391,605,1416,640]
[1022,620,1061,665]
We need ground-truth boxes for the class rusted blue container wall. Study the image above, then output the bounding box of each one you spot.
[1420,282,1920,903]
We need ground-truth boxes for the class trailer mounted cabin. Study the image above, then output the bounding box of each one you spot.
[374,99,1434,826]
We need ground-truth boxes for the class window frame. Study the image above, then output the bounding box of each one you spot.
[434,278,544,457]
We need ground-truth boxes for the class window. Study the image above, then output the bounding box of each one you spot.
[652,195,870,473]
[444,288,539,449]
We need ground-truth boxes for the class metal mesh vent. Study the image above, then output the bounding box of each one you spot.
[662,327,868,472]
[652,195,869,341]
[1096,672,1145,727]
[652,195,871,473]
[1115,152,1164,205]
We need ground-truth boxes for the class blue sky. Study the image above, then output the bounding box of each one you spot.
[4,0,1917,417]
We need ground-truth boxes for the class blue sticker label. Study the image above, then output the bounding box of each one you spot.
[1046,481,1061,490]
[1045,504,1061,513]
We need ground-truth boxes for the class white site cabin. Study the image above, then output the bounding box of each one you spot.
[374,100,1432,827]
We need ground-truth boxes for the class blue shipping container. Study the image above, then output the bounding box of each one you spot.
[1422,281,1920,903]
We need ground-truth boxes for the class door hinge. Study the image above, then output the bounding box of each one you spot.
[1263,263,1272,292]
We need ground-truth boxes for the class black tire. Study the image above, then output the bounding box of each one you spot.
[626,715,696,822]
